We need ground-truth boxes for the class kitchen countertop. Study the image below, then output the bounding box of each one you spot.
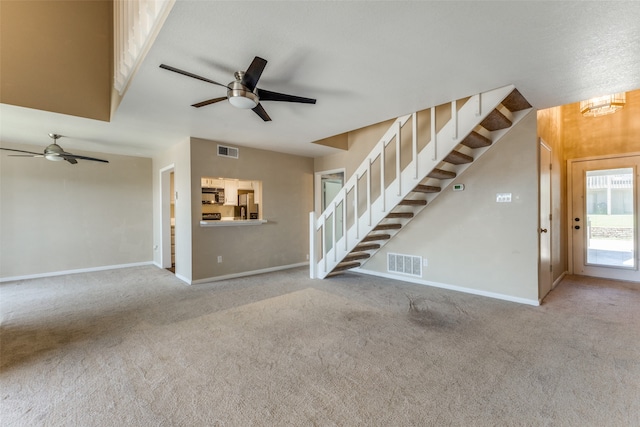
[200,218,267,227]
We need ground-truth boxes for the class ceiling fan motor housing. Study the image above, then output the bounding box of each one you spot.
[45,143,65,161]
[227,71,259,109]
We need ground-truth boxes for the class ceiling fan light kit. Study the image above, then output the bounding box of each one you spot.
[160,56,316,121]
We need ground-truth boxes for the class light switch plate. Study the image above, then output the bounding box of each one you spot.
[496,193,512,203]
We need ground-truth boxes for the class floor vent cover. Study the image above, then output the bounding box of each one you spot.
[387,253,422,277]
[218,145,239,159]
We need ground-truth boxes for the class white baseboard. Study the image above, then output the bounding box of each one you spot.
[552,271,567,289]
[188,262,308,285]
[0,261,154,283]
[351,268,540,306]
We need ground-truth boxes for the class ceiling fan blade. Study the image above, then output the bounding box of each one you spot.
[62,153,109,163]
[252,103,272,122]
[63,156,78,165]
[8,154,44,158]
[159,64,228,88]
[257,88,316,104]
[0,147,44,156]
[191,97,227,108]
[242,56,267,91]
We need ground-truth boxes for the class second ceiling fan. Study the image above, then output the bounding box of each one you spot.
[160,56,316,122]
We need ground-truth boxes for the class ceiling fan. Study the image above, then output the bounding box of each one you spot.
[0,134,109,164]
[159,56,316,121]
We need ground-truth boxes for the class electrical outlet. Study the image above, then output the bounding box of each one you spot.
[496,193,512,203]
[217,256,222,263]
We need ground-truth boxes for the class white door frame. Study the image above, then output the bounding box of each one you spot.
[539,140,552,299]
[314,168,345,213]
[160,164,175,269]
[567,152,640,279]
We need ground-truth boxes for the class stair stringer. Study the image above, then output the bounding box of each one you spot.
[311,85,528,279]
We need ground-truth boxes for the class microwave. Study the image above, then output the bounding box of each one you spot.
[202,188,224,204]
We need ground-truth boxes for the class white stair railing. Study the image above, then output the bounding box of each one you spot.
[114,0,175,95]
[310,85,518,279]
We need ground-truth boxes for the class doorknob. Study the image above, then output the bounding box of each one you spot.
[540,228,548,233]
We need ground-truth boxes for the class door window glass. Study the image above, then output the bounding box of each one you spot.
[585,168,635,268]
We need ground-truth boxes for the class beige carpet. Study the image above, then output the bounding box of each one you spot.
[1,267,639,426]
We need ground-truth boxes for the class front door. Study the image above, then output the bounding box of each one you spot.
[570,155,640,281]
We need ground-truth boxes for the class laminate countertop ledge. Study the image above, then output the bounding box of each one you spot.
[200,219,267,227]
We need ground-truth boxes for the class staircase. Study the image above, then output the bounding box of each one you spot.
[309,85,532,279]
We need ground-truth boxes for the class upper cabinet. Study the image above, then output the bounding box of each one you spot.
[238,180,253,190]
[224,180,238,205]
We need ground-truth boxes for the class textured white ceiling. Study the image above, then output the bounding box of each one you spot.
[2,1,640,158]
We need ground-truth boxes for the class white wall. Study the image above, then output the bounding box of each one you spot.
[358,112,540,303]
[0,142,153,279]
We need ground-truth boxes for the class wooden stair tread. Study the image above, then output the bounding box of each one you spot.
[501,89,531,112]
[399,199,427,206]
[374,223,402,231]
[362,233,391,242]
[480,109,512,131]
[427,168,456,180]
[353,242,381,251]
[413,184,441,193]
[333,261,361,272]
[461,131,492,149]
[386,212,414,219]
[343,252,371,262]
[444,150,473,165]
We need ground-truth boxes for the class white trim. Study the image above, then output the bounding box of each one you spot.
[314,168,346,213]
[175,272,191,285]
[188,262,308,285]
[552,271,567,290]
[0,261,154,283]
[160,164,175,269]
[350,268,540,306]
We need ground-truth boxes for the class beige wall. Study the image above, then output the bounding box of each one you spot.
[314,119,394,183]
[189,138,314,281]
[359,112,540,302]
[0,1,112,121]
[0,142,153,279]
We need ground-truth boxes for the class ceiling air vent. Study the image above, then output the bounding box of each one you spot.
[217,145,239,159]
[387,253,422,277]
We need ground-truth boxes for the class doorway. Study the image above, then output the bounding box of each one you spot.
[160,164,175,271]
[569,154,640,281]
[315,169,345,252]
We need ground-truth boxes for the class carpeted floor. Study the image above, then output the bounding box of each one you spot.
[1,266,638,426]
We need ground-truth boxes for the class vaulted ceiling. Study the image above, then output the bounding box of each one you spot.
[1,1,639,158]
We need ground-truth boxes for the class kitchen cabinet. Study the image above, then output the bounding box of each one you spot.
[238,180,253,190]
[202,178,224,189]
[252,181,261,205]
[224,180,238,205]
